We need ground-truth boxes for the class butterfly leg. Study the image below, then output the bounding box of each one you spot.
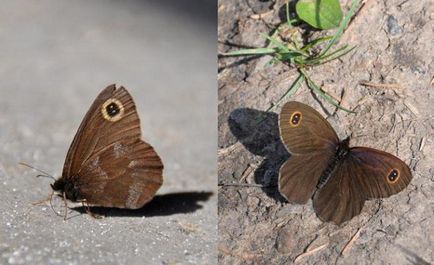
[81,200,102,219]
[25,191,55,217]
[31,190,54,206]
[41,191,64,218]
[63,192,69,221]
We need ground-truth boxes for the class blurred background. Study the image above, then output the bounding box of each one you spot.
[0,0,216,264]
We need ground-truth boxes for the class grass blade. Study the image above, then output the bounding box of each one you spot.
[300,68,355,113]
[222,47,276,56]
[315,44,349,60]
[301,36,333,52]
[266,73,305,112]
[261,34,291,53]
[320,0,359,57]
[314,45,357,65]
[305,44,353,65]
[285,0,299,28]
[286,0,292,28]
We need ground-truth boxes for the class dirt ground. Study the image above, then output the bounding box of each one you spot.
[218,0,433,264]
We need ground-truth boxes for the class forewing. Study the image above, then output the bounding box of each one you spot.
[279,150,333,204]
[313,158,366,225]
[63,85,141,177]
[348,147,412,199]
[279,101,339,155]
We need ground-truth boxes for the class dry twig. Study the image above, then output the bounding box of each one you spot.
[250,10,274,20]
[239,163,257,182]
[294,243,328,263]
[217,142,242,157]
[341,228,362,256]
[419,137,426,152]
[359,81,403,90]
[218,244,261,261]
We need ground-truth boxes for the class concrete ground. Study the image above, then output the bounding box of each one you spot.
[0,1,216,264]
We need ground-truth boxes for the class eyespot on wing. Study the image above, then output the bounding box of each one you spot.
[101,98,124,122]
[289,111,302,127]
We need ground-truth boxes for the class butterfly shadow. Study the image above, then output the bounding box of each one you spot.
[72,191,213,218]
[227,108,289,202]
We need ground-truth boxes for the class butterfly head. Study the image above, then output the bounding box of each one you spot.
[341,137,350,148]
[51,177,81,202]
[101,98,125,122]
[336,137,351,159]
[51,177,64,191]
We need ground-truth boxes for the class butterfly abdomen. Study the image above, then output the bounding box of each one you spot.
[317,138,350,189]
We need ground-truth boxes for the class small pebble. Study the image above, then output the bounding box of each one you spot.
[387,15,403,35]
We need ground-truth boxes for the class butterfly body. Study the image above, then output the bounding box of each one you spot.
[278,101,412,224]
[52,85,163,210]
[317,137,350,189]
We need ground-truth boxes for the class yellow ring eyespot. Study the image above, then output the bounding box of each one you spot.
[289,111,302,127]
[386,169,400,184]
[101,98,124,122]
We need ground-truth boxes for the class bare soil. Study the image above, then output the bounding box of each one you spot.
[218,0,433,264]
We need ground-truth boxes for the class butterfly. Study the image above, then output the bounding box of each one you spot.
[51,84,163,214]
[278,101,412,224]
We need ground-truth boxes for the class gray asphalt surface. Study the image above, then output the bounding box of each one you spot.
[0,1,216,264]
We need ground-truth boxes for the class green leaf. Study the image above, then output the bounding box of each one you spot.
[320,0,359,56]
[296,0,343,30]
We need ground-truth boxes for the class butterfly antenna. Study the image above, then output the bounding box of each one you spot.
[19,162,56,181]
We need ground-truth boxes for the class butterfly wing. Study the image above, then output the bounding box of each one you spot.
[62,84,163,208]
[313,147,412,224]
[348,147,412,199]
[279,101,339,155]
[75,138,162,208]
[63,85,138,176]
[278,150,333,204]
[312,158,366,225]
[278,101,339,204]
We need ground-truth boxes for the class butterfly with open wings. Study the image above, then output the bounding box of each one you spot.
[278,101,412,225]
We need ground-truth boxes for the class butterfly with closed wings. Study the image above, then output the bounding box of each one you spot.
[278,101,412,225]
[51,84,163,218]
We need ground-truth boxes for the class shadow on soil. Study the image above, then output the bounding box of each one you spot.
[72,191,213,217]
[227,108,289,202]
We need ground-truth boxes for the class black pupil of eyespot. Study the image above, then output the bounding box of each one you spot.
[388,170,398,181]
[292,114,300,124]
[106,103,120,117]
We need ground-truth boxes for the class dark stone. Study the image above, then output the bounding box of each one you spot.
[387,15,403,35]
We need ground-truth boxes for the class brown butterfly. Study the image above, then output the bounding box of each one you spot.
[278,101,412,225]
[51,84,163,214]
